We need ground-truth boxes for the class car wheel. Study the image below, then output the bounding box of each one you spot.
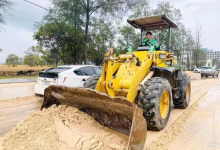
[206,76,208,78]
[35,93,43,97]
[83,74,101,89]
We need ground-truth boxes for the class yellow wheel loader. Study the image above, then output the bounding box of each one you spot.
[41,14,191,150]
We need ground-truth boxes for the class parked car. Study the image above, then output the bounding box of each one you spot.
[57,65,102,88]
[35,65,102,96]
[193,68,201,73]
[201,67,219,78]
[35,66,73,96]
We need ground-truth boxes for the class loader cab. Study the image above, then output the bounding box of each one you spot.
[127,14,178,52]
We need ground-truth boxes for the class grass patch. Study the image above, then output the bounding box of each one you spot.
[0,65,52,72]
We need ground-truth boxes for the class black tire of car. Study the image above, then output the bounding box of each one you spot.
[83,74,101,89]
[213,75,215,78]
[139,77,172,131]
[206,75,208,78]
[173,74,191,109]
[201,74,203,78]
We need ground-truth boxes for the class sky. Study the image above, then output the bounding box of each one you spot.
[0,0,220,63]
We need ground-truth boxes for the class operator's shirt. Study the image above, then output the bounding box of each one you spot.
[143,38,158,51]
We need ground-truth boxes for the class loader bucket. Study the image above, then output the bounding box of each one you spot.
[41,85,147,150]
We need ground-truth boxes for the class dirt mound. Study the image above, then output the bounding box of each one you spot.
[2,105,127,150]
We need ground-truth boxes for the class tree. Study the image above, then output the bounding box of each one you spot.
[88,18,115,65]
[24,46,42,66]
[0,0,13,27]
[184,30,195,70]
[51,0,141,64]
[24,54,35,67]
[152,2,182,51]
[6,54,19,65]
[117,25,140,54]
[34,22,84,65]
[128,0,150,19]
[193,23,204,68]
[212,58,220,69]
[25,46,41,66]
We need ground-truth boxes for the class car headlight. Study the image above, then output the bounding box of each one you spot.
[159,53,167,59]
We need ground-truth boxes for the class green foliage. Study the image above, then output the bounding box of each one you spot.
[129,0,151,19]
[24,54,35,67]
[87,18,115,65]
[212,59,220,69]
[34,21,84,65]
[0,0,13,26]
[117,25,140,54]
[32,0,205,68]
[6,54,20,66]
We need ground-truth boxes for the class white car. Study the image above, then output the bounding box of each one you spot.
[35,65,102,96]
[57,65,102,88]
[193,68,201,73]
[35,66,72,96]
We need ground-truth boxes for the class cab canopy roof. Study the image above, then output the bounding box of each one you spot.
[127,14,178,31]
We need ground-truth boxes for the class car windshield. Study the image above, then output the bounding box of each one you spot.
[94,67,102,75]
[202,67,212,70]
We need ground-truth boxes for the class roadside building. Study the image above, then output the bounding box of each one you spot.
[202,48,220,67]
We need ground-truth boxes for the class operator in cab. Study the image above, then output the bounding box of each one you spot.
[143,32,158,52]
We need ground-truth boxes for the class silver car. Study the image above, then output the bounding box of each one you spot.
[201,67,219,78]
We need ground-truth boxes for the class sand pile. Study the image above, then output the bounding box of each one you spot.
[2,105,127,150]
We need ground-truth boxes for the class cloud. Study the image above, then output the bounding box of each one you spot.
[0,0,220,63]
[0,26,37,63]
[0,0,50,63]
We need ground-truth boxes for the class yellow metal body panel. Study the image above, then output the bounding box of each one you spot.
[95,50,174,103]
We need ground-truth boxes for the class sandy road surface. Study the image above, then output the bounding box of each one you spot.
[0,82,36,100]
[0,96,42,136]
[0,75,219,149]
[166,84,220,150]
[145,76,220,149]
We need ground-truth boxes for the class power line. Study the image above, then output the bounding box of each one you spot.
[24,0,78,59]
[24,0,49,11]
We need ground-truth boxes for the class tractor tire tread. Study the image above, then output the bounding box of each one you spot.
[139,77,172,131]
[83,74,101,89]
[173,74,191,109]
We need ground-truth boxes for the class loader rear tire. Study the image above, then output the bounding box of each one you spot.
[173,74,191,109]
[139,77,172,131]
[83,74,101,89]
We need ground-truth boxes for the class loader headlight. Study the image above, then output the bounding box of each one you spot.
[165,60,172,65]
[159,53,167,59]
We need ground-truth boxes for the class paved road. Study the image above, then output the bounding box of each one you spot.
[0,76,220,149]
[0,78,37,84]
[144,77,220,148]
[0,82,36,100]
[166,84,220,150]
[0,98,42,136]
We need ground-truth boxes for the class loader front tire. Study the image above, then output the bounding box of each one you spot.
[83,74,101,89]
[139,77,172,131]
[173,74,191,109]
